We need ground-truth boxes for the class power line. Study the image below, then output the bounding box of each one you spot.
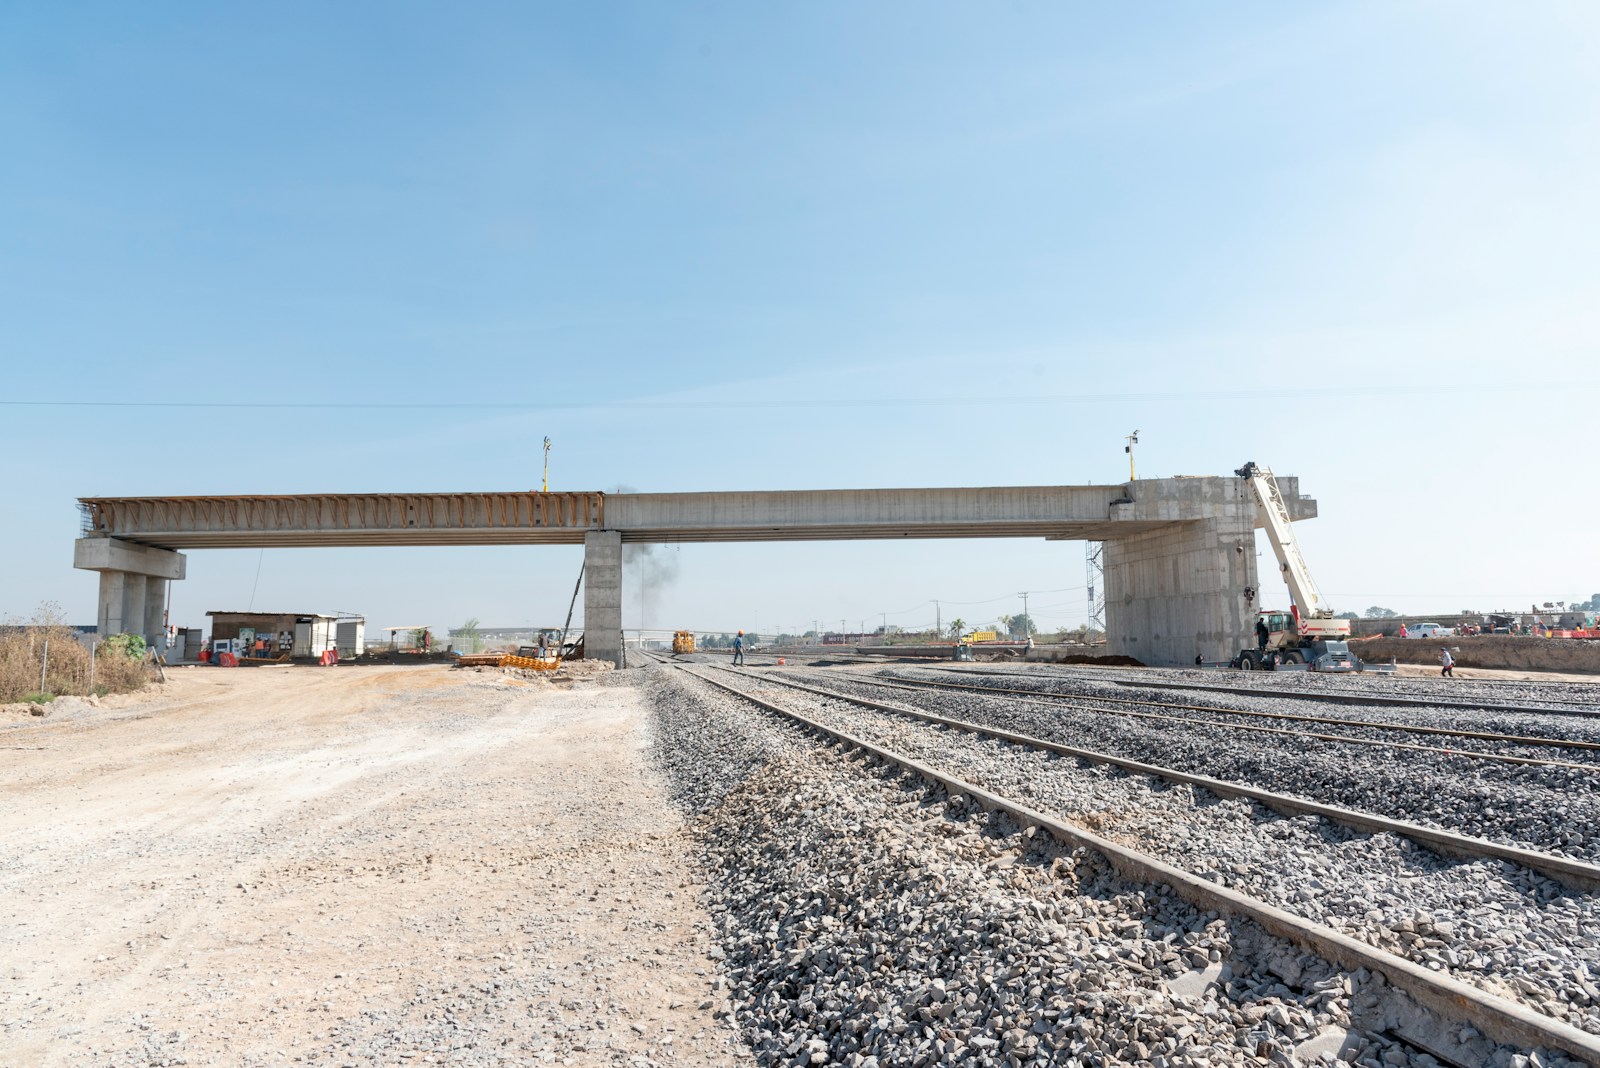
[881,600,933,616]
[2,380,1595,412]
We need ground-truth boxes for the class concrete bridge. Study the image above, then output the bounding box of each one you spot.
[74,475,1318,666]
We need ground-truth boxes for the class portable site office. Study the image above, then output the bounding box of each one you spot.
[205,612,364,659]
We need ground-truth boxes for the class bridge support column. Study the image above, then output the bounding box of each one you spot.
[1103,483,1257,666]
[583,530,623,666]
[74,539,186,649]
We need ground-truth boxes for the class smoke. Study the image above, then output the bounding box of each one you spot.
[614,485,680,631]
[624,542,681,631]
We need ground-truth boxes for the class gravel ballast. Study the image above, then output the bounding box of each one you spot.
[727,669,1600,1038]
[819,666,1600,864]
[645,663,1587,1067]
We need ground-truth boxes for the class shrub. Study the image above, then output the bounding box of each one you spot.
[0,603,151,704]
[100,632,147,660]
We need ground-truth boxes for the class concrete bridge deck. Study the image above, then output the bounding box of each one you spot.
[78,482,1310,548]
[74,476,1318,667]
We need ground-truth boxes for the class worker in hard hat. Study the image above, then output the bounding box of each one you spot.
[732,630,745,666]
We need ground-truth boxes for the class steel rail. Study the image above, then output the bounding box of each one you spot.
[820,671,1598,771]
[715,667,1600,892]
[675,666,1600,1065]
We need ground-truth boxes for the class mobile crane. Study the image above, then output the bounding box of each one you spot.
[1233,462,1357,672]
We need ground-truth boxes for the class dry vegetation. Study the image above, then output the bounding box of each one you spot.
[0,603,150,703]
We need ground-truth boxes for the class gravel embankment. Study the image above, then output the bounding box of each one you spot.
[728,671,1600,1037]
[644,665,1584,1068]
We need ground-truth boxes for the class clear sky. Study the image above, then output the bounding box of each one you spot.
[3,1,1597,638]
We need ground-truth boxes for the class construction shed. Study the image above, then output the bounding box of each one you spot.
[206,612,358,659]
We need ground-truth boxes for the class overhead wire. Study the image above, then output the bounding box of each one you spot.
[3,379,1596,412]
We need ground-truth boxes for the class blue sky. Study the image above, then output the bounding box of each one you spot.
[3,1,1597,637]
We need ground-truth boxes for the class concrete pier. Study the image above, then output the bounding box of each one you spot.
[73,538,185,648]
[1101,479,1258,665]
[582,531,623,667]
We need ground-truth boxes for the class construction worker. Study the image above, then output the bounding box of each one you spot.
[1255,617,1270,653]
[1439,646,1455,678]
[732,630,745,666]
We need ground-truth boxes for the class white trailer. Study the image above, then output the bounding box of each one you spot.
[292,616,338,659]
[336,619,365,658]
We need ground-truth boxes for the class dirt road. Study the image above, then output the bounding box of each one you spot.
[1,665,742,1067]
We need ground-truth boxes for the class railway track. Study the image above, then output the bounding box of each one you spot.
[659,659,1600,1065]
[816,669,1600,771]
[898,660,1600,719]
[733,667,1600,890]
[1120,677,1600,719]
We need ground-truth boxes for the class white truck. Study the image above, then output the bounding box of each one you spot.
[1406,623,1451,639]
[1233,462,1360,672]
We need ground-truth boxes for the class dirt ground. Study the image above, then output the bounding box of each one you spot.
[1352,634,1600,676]
[0,664,743,1067]
[1385,662,1600,682]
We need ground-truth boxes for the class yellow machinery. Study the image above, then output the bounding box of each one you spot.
[672,630,696,654]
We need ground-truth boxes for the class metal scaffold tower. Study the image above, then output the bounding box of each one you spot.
[1085,541,1105,634]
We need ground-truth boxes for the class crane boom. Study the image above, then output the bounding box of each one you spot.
[1237,462,1331,619]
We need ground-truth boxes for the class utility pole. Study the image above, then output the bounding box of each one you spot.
[1018,591,1030,636]
[542,436,552,493]
[935,600,941,638]
[1124,429,1139,482]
